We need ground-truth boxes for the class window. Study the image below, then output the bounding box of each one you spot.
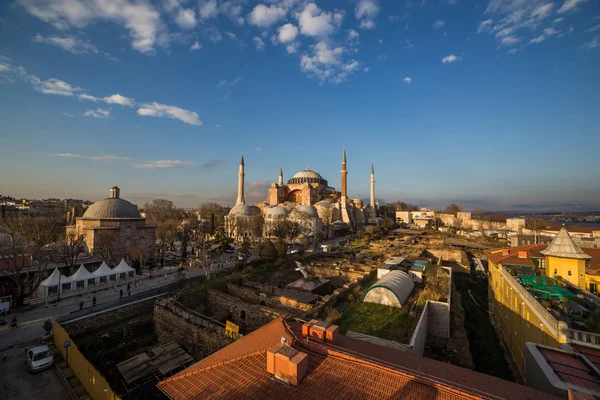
[590,283,598,294]
[568,271,572,276]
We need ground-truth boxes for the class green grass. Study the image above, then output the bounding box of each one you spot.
[332,273,420,343]
[454,272,514,381]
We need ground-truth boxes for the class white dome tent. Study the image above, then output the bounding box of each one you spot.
[112,259,136,281]
[93,261,116,285]
[38,268,68,297]
[70,264,96,290]
[363,270,415,309]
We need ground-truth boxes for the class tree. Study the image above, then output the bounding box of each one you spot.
[95,231,116,264]
[144,199,181,224]
[198,202,229,233]
[128,244,144,271]
[213,227,233,258]
[260,240,278,260]
[444,203,462,216]
[156,219,178,267]
[177,219,199,262]
[0,215,62,305]
[318,206,334,240]
[526,216,551,244]
[388,201,418,211]
[57,231,85,273]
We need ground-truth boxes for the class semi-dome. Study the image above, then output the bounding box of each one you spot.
[266,205,289,219]
[81,187,142,220]
[292,205,318,218]
[288,168,328,186]
[228,204,254,216]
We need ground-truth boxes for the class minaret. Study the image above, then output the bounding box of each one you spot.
[370,163,375,208]
[236,155,245,205]
[278,166,283,186]
[341,146,347,209]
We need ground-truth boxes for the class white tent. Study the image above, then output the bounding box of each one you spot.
[93,261,116,284]
[38,268,68,297]
[363,270,415,309]
[70,264,96,290]
[112,259,135,280]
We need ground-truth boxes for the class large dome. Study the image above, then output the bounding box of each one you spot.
[292,205,319,218]
[82,198,142,220]
[266,205,289,219]
[288,168,328,186]
[228,204,254,216]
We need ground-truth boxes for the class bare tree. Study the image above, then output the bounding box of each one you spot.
[57,231,85,272]
[197,202,229,233]
[95,231,117,264]
[319,206,334,240]
[0,215,61,305]
[444,203,462,216]
[156,220,178,267]
[527,216,551,244]
[144,199,181,224]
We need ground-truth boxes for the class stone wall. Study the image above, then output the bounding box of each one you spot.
[226,283,312,312]
[425,249,466,264]
[153,304,229,360]
[306,265,368,287]
[206,289,284,331]
[64,297,155,338]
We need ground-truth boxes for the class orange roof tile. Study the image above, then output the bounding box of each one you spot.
[542,226,599,235]
[158,318,556,400]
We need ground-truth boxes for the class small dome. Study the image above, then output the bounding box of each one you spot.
[266,206,289,219]
[228,204,254,216]
[292,205,318,218]
[82,198,142,220]
[288,168,328,186]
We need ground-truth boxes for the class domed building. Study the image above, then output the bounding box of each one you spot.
[224,156,263,241]
[66,187,156,264]
[267,167,338,206]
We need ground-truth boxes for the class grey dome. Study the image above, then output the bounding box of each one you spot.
[292,205,318,218]
[82,198,142,220]
[228,204,253,216]
[288,168,328,186]
[266,206,289,219]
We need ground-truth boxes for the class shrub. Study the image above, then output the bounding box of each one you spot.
[42,319,53,334]
[324,306,342,324]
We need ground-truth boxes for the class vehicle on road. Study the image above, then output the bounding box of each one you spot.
[26,345,54,373]
[0,295,11,315]
[225,247,235,253]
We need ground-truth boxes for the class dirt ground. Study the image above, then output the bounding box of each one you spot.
[0,343,69,400]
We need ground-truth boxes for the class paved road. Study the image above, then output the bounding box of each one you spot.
[0,346,69,400]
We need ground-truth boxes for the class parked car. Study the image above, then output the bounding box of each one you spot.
[26,345,54,372]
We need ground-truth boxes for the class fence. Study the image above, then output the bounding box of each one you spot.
[567,328,600,347]
[54,321,120,400]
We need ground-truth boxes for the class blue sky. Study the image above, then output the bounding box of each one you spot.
[0,0,599,212]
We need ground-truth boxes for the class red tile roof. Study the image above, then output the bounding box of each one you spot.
[541,226,599,235]
[485,245,547,267]
[539,347,600,393]
[158,318,556,400]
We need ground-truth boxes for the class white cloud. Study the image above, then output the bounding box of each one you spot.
[18,0,165,54]
[190,41,202,51]
[137,102,202,126]
[63,112,74,117]
[286,41,300,53]
[256,147,262,151]
[217,76,243,88]
[278,23,299,43]
[51,153,131,161]
[300,40,357,84]
[507,48,518,54]
[364,67,370,72]
[33,77,84,96]
[225,31,237,40]
[531,3,554,19]
[377,54,387,60]
[404,39,414,49]
[253,36,265,50]
[249,4,286,28]
[587,25,600,32]
[199,0,219,19]
[403,77,412,83]
[557,0,588,14]
[32,34,99,55]
[442,54,461,63]
[355,0,379,30]
[135,160,194,169]
[378,38,383,43]
[500,35,521,45]
[529,34,546,43]
[544,27,559,36]
[584,36,599,50]
[175,8,197,29]
[215,123,221,128]
[297,3,343,38]
[433,19,446,29]
[477,19,494,33]
[208,28,222,43]
[78,93,136,106]
[83,108,110,118]
[554,17,564,22]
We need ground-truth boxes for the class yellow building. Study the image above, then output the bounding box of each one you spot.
[540,227,592,287]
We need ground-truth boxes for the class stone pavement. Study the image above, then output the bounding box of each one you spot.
[0,266,205,351]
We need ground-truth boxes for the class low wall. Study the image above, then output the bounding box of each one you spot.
[425,249,466,264]
[427,301,450,339]
[409,302,429,356]
[153,303,229,360]
[206,289,284,331]
[227,283,312,312]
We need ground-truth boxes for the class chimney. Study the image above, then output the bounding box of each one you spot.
[266,343,308,386]
[502,249,510,256]
[302,319,339,343]
[518,251,528,259]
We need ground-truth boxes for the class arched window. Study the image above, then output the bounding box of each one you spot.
[568,271,572,276]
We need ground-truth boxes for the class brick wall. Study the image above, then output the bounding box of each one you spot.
[153,304,229,360]
[206,289,284,331]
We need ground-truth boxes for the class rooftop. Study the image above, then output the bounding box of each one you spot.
[541,227,592,260]
[158,318,554,400]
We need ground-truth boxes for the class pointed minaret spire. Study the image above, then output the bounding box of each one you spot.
[370,163,375,208]
[278,166,283,186]
[236,154,245,205]
[341,146,347,209]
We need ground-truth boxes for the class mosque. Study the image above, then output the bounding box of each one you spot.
[225,149,380,241]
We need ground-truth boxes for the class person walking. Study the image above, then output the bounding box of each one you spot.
[119,289,123,299]
[92,296,97,306]
[127,283,131,296]
[79,301,83,311]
